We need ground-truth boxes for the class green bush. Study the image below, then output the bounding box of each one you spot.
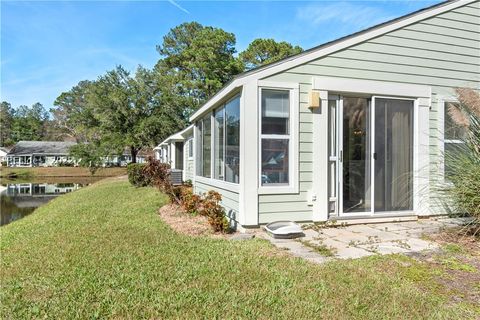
[127,163,150,187]
[444,88,480,234]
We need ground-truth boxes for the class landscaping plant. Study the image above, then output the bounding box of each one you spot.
[198,190,230,233]
[127,163,150,187]
[445,88,480,235]
[180,186,201,215]
[142,157,183,204]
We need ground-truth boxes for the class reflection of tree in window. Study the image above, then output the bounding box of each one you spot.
[444,102,467,177]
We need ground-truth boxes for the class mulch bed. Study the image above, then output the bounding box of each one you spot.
[158,204,231,239]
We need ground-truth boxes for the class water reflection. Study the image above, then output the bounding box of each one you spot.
[1,180,95,226]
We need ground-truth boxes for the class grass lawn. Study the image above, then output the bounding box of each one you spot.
[1,178,478,318]
[0,166,126,179]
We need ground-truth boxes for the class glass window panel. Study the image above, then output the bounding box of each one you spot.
[225,96,240,183]
[444,142,467,178]
[342,97,371,213]
[262,89,290,135]
[261,139,289,185]
[328,99,337,157]
[444,102,467,141]
[374,98,413,212]
[188,139,193,158]
[214,107,225,180]
[196,122,202,174]
[175,142,184,170]
[202,116,211,178]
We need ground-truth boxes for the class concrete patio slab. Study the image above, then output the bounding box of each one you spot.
[261,217,469,263]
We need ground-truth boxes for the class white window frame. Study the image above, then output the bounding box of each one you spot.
[194,94,241,193]
[438,97,464,182]
[258,81,299,194]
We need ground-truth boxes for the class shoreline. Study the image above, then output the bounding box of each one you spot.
[0,166,127,179]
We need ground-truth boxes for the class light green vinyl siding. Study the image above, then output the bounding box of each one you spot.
[195,181,240,222]
[259,2,480,220]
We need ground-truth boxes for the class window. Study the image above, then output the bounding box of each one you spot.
[188,138,193,158]
[261,89,290,186]
[214,106,225,180]
[225,97,240,183]
[444,102,467,177]
[202,116,211,178]
[196,95,240,183]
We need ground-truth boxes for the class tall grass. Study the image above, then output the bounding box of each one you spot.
[444,88,480,234]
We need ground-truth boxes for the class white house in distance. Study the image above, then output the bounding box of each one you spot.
[0,147,11,165]
[6,141,77,167]
[6,141,150,167]
[155,125,194,182]
[162,0,480,229]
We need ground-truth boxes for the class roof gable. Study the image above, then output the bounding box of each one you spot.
[8,141,77,155]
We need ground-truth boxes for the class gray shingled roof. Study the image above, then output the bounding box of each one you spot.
[8,141,77,155]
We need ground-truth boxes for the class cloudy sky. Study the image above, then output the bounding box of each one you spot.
[1,0,440,110]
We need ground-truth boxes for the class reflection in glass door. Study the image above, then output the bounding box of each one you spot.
[341,97,371,214]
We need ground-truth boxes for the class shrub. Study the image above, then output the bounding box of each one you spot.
[198,190,230,233]
[127,163,150,187]
[181,186,201,215]
[142,157,182,204]
[444,88,480,234]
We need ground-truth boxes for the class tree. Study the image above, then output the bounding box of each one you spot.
[69,142,108,175]
[0,101,14,146]
[10,103,49,142]
[52,80,99,142]
[87,65,180,163]
[155,22,243,107]
[239,38,303,70]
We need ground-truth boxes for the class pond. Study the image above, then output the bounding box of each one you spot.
[0,177,103,226]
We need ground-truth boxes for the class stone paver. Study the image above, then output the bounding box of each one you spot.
[261,217,469,263]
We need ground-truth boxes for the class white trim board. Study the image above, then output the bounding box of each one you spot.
[313,77,432,98]
[189,0,472,121]
[195,176,240,193]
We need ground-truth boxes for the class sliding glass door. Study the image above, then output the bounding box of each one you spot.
[341,97,371,214]
[373,98,414,212]
[330,96,414,216]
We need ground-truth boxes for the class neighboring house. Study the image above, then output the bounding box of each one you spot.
[155,125,194,182]
[169,0,480,229]
[103,148,151,167]
[0,147,11,165]
[6,141,77,167]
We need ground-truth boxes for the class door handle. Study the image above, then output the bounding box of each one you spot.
[373,152,377,160]
[340,150,343,163]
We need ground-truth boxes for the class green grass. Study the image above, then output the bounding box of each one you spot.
[1,179,477,319]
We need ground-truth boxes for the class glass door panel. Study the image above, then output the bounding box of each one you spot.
[373,98,414,212]
[341,97,371,214]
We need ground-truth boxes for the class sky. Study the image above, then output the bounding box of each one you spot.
[1,0,441,110]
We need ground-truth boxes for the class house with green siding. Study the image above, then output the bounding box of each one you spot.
[169,0,480,229]
[155,125,195,182]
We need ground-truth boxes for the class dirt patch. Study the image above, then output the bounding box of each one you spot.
[415,229,480,306]
[158,204,230,239]
[427,226,480,254]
